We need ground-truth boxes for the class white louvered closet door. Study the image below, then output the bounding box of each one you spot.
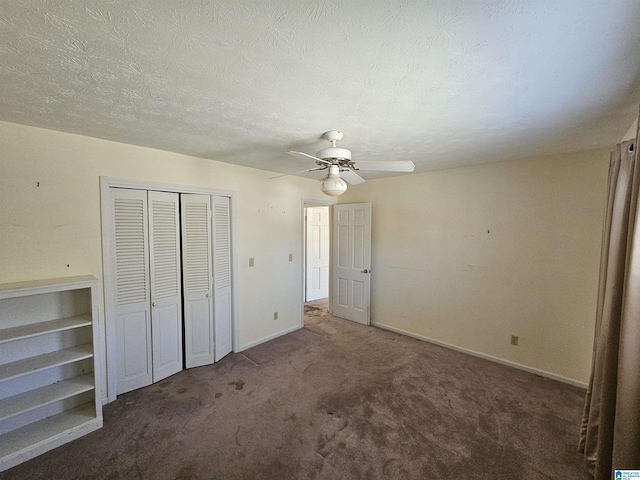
[148,191,183,382]
[181,194,215,368]
[213,196,232,361]
[111,188,153,395]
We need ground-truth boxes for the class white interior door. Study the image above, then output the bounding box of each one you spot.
[181,194,215,368]
[148,191,183,382]
[213,196,233,361]
[111,188,153,394]
[306,206,330,301]
[332,203,371,325]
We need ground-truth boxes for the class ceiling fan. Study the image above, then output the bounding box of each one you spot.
[281,130,415,196]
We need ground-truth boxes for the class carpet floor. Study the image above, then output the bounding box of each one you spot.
[1,303,591,479]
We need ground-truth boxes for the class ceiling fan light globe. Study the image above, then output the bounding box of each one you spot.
[321,176,348,196]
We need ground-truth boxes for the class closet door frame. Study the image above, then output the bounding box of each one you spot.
[100,177,239,404]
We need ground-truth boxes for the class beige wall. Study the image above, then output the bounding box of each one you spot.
[0,120,332,398]
[340,149,610,385]
[0,118,613,390]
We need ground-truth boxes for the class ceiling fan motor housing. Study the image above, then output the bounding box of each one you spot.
[317,130,351,162]
[316,147,352,161]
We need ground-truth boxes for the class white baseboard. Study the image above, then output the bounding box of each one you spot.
[371,321,588,389]
[236,324,302,352]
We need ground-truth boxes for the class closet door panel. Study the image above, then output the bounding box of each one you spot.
[119,311,150,379]
[213,196,233,361]
[152,303,182,375]
[181,194,214,368]
[148,191,183,382]
[111,188,152,395]
[186,299,212,356]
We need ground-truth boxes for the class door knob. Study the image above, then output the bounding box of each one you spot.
[362,269,369,273]
[152,301,157,307]
[206,293,211,298]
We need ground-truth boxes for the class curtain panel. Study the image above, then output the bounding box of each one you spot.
[580,108,640,479]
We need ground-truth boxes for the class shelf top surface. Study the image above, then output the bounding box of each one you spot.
[0,402,99,459]
[0,314,93,343]
[0,344,93,382]
[0,276,97,295]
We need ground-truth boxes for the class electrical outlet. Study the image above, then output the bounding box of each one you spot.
[249,257,254,267]
[273,311,278,320]
[510,335,519,346]
[289,253,293,262]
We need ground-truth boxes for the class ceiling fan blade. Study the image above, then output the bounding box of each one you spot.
[340,169,366,185]
[355,160,415,172]
[269,166,327,180]
[286,151,332,165]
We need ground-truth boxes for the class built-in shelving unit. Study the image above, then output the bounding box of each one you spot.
[0,276,102,472]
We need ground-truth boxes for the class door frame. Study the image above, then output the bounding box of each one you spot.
[301,199,336,326]
[100,176,239,403]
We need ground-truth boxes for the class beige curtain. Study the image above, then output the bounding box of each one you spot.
[580,110,640,479]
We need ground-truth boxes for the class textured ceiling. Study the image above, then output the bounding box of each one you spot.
[1,0,640,181]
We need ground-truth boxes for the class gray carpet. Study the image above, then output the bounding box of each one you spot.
[1,305,591,479]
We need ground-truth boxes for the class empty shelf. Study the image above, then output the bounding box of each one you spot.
[0,403,98,460]
[0,315,92,344]
[0,373,95,421]
[0,345,93,383]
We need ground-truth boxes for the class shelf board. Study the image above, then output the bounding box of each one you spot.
[0,373,94,422]
[0,315,92,344]
[0,403,97,462]
[0,276,97,296]
[0,344,93,383]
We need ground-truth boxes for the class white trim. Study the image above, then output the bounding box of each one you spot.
[371,321,588,389]
[229,194,240,356]
[236,324,302,352]
[100,176,239,403]
[100,176,236,197]
[100,181,117,403]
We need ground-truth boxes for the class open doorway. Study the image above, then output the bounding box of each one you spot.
[305,205,330,301]
[301,201,373,328]
[303,203,331,324]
